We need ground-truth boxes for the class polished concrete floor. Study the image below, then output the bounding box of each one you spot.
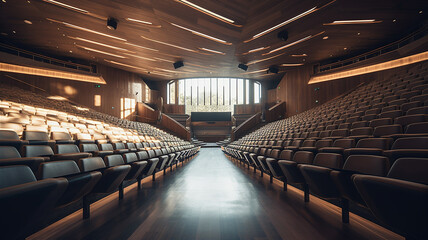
[29,148,403,240]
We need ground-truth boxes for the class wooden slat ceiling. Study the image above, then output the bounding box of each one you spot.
[0,0,426,81]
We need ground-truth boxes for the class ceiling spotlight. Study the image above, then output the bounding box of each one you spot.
[238,63,248,71]
[393,19,397,22]
[268,66,279,74]
[173,61,184,69]
[107,17,118,30]
[323,36,329,40]
[419,10,423,14]
[278,30,288,41]
[24,20,32,24]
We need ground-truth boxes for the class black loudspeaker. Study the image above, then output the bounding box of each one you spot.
[278,30,288,41]
[173,61,184,69]
[238,63,248,71]
[268,66,279,74]
[107,17,118,30]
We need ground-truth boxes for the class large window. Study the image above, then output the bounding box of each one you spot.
[168,78,261,115]
[120,98,136,119]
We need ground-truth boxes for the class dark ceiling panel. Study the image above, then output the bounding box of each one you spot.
[0,0,426,81]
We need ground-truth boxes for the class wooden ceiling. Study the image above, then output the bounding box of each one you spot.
[0,0,426,81]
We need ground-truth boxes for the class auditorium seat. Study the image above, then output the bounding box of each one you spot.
[278,151,314,202]
[319,138,355,155]
[331,155,390,207]
[343,138,391,159]
[54,144,92,161]
[80,143,113,159]
[266,150,292,190]
[51,131,76,144]
[353,158,428,239]
[0,129,28,150]
[37,160,101,208]
[383,137,428,163]
[0,146,45,173]
[299,153,348,222]
[0,165,67,239]
[78,157,131,219]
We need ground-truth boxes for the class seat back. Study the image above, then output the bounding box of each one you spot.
[0,146,21,159]
[391,137,428,149]
[313,153,343,169]
[23,131,49,141]
[104,154,125,167]
[56,144,80,154]
[356,138,391,149]
[387,158,428,184]
[373,124,402,137]
[51,132,72,141]
[315,139,333,148]
[100,143,114,151]
[293,151,314,164]
[80,143,99,153]
[0,165,37,188]
[343,155,389,176]
[38,160,80,179]
[78,157,106,172]
[123,152,138,163]
[332,138,355,148]
[0,129,20,140]
[136,151,150,160]
[24,145,54,157]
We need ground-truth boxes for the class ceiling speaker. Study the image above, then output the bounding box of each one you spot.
[107,18,118,30]
[278,30,288,41]
[238,63,248,71]
[268,66,279,74]
[173,61,184,69]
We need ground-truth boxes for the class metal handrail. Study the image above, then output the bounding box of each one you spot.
[315,26,428,73]
[0,43,94,73]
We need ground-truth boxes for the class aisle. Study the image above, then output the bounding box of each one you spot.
[29,148,403,240]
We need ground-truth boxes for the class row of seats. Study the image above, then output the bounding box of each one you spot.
[223,61,428,240]
[0,86,200,239]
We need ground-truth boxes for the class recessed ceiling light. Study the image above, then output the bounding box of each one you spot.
[175,0,237,25]
[291,54,307,57]
[140,35,198,53]
[198,47,225,55]
[241,46,270,55]
[419,11,423,14]
[43,0,89,13]
[68,36,133,52]
[324,19,382,25]
[248,7,316,42]
[126,18,152,25]
[1,0,6,3]
[357,32,361,35]
[323,36,329,40]
[154,57,174,63]
[47,18,127,41]
[280,63,304,66]
[124,42,158,52]
[122,53,157,61]
[104,59,148,71]
[69,50,72,53]
[245,0,335,43]
[170,23,231,45]
[344,47,347,50]
[393,19,397,22]
[12,30,16,34]
[264,31,324,55]
[24,20,32,24]
[76,45,126,58]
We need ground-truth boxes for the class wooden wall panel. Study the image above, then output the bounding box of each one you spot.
[275,63,418,118]
[0,62,157,118]
[163,104,185,114]
[234,104,261,115]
